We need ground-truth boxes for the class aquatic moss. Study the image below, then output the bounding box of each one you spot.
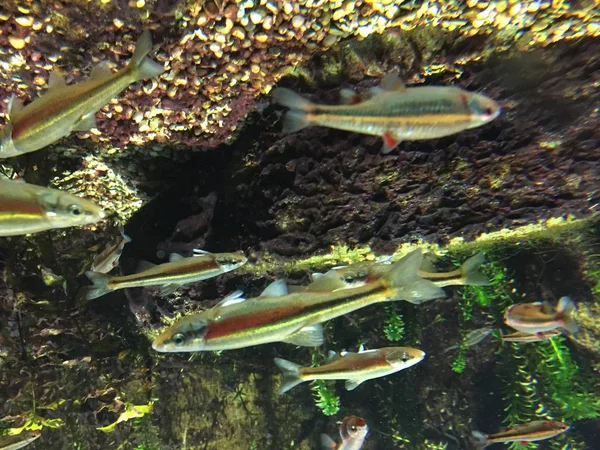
[383,303,405,342]
[311,380,340,417]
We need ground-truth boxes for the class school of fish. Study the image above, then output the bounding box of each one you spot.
[0,29,577,449]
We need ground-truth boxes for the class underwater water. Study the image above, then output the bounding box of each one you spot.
[0,1,600,449]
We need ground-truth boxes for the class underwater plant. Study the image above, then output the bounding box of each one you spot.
[383,303,405,342]
[311,380,340,417]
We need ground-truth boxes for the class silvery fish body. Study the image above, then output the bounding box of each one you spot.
[152,249,445,352]
[273,73,500,153]
[0,31,164,158]
[274,346,425,393]
[504,297,578,335]
[85,251,247,300]
[0,178,105,236]
[91,225,132,274]
[472,420,569,448]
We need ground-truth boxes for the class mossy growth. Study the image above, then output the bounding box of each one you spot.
[309,351,340,416]
[383,303,405,342]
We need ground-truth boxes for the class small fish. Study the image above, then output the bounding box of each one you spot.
[321,416,369,450]
[0,178,106,236]
[152,249,445,352]
[442,327,493,354]
[471,420,569,449]
[85,250,247,300]
[90,225,132,274]
[0,430,41,450]
[501,329,563,343]
[274,346,425,393]
[307,252,489,291]
[0,31,164,158]
[504,297,578,335]
[272,73,500,154]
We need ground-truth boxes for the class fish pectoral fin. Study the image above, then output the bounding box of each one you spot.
[380,72,407,92]
[282,324,324,347]
[48,69,68,90]
[7,95,24,118]
[260,279,289,297]
[89,61,113,81]
[345,378,366,391]
[381,133,401,154]
[72,113,97,132]
[160,283,180,296]
[320,434,337,450]
[304,271,347,292]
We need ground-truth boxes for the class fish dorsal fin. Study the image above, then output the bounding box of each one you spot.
[136,260,156,272]
[118,225,132,243]
[89,61,113,81]
[339,349,353,357]
[282,323,324,347]
[326,350,341,363]
[169,253,184,262]
[48,69,67,90]
[358,344,366,353]
[216,290,246,308]
[304,271,347,292]
[345,378,365,391]
[193,248,212,256]
[541,301,554,314]
[7,95,24,118]
[311,272,324,281]
[320,434,337,450]
[331,265,348,270]
[380,73,406,92]
[260,279,289,297]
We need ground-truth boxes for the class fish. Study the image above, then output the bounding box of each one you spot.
[321,416,369,450]
[90,225,132,274]
[272,73,500,154]
[151,249,445,352]
[307,252,489,291]
[471,420,569,449]
[501,329,563,343]
[274,345,425,393]
[85,250,247,300]
[0,178,106,236]
[0,31,164,158]
[503,297,578,335]
[0,430,41,450]
[442,326,493,354]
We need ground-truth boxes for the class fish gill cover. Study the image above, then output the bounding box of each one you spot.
[0,1,599,450]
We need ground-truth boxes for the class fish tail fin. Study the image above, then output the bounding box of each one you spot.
[458,252,490,286]
[129,31,164,81]
[557,296,579,333]
[385,249,446,304]
[274,357,304,394]
[84,271,113,300]
[471,431,489,449]
[272,88,315,133]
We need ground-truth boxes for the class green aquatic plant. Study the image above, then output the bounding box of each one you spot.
[534,337,600,421]
[311,380,340,416]
[451,347,466,374]
[383,303,405,342]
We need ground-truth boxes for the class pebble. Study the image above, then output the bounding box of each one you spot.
[255,32,268,43]
[291,15,305,29]
[283,2,293,15]
[15,16,33,27]
[8,36,26,49]
[250,10,264,24]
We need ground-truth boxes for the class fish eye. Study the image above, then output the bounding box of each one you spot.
[172,333,185,346]
[350,425,357,432]
[68,204,82,217]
